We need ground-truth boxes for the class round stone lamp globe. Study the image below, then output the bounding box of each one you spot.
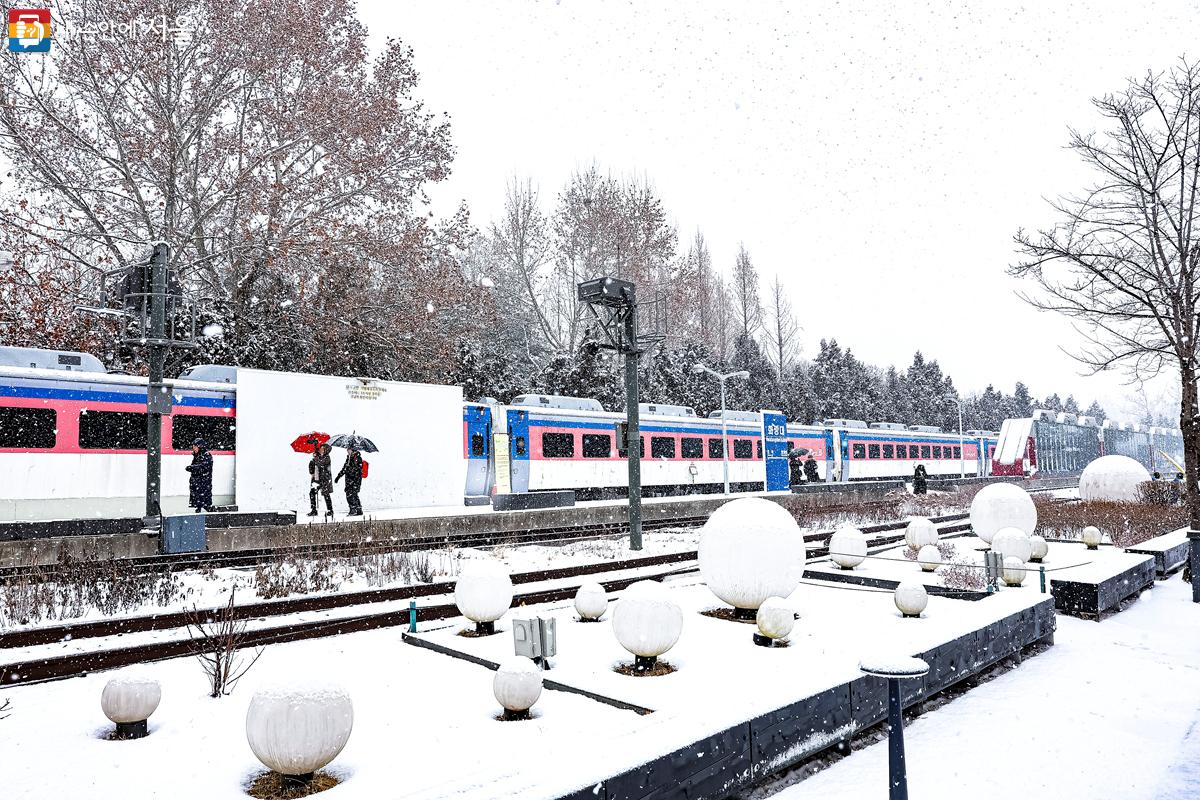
[1029,534,1049,563]
[917,544,942,572]
[754,597,796,647]
[101,674,161,739]
[455,559,513,635]
[894,581,928,618]
[828,525,868,570]
[1081,525,1103,550]
[574,582,608,621]
[245,681,353,786]
[905,517,939,550]
[612,580,683,673]
[1079,455,1152,502]
[1002,556,1028,586]
[698,497,806,618]
[991,528,1033,563]
[493,657,543,720]
[970,483,1037,544]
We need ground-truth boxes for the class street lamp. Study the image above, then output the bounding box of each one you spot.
[942,395,965,479]
[693,363,750,495]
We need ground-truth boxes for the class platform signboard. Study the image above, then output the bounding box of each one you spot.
[762,410,790,491]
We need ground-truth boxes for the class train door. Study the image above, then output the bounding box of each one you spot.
[823,429,836,481]
[464,405,492,499]
[838,430,852,482]
[507,408,531,493]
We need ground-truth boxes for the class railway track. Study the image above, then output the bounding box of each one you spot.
[0,512,969,687]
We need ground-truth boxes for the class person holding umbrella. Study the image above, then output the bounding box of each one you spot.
[186,438,214,513]
[309,442,335,518]
[336,445,364,517]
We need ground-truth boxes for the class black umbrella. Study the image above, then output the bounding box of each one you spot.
[788,447,811,458]
[328,433,379,453]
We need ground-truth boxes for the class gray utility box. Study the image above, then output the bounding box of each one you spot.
[513,617,557,662]
[160,514,207,554]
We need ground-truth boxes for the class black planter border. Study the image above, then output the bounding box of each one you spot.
[1049,555,1155,618]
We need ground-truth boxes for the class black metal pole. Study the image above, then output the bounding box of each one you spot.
[1188,530,1199,603]
[887,677,909,800]
[624,303,643,551]
[145,242,169,520]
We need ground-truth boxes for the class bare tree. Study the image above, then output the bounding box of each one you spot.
[731,244,762,338]
[712,276,733,362]
[186,591,264,698]
[490,177,558,349]
[763,274,800,377]
[0,697,10,720]
[1010,60,1200,529]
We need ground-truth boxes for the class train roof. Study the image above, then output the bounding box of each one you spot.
[0,363,235,394]
[0,346,106,373]
[512,394,604,412]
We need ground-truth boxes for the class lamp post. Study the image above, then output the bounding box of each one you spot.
[860,655,930,800]
[943,395,965,479]
[693,364,750,495]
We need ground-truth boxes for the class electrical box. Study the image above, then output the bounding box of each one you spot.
[512,617,557,660]
[160,514,206,554]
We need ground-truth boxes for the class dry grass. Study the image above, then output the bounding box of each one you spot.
[1033,497,1187,547]
[614,659,677,677]
[246,772,339,799]
[700,607,757,624]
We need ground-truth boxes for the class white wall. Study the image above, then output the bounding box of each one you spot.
[235,369,464,513]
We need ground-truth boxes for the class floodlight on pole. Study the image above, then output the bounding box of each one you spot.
[942,395,965,479]
[693,363,750,495]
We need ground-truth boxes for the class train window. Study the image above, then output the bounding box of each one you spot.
[708,438,724,458]
[514,436,527,456]
[582,434,611,458]
[920,445,931,459]
[852,443,866,459]
[617,435,645,458]
[79,410,148,450]
[542,432,575,458]
[883,444,894,459]
[651,436,676,459]
[0,407,57,449]
[933,445,942,459]
[733,439,754,459]
[172,415,236,451]
[756,441,762,458]
[470,434,486,457]
[867,444,880,459]
[895,444,907,458]
[953,446,961,459]
[681,437,704,458]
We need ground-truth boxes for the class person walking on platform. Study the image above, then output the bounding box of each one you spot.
[186,438,214,512]
[309,442,335,518]
[804,453,821,483]
[336,445,365,517]
[913,463,928,495]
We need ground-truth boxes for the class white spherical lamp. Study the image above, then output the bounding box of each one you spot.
[1002,556,1027,586]
[698,497,807,618]
[1029,534,1049,563]
[991,527,1033,563]
[100,675,161,739]
[245,681,353,786]
[917,544,942,572]
[829,525,868,569]
[754,597,796,646]
[1081,525,1103,550]
[493,657,543,720]
[574,582,608,621]
[894,581,928,618]
[969,483,1037,544]
[612,580,683,672]
[1079,455,1152,502]
[454,559,513,634]
[905,517,939,550]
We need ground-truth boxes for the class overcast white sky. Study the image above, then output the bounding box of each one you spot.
[359,0,1197,416]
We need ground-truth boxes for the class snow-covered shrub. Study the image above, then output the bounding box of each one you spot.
[1033,497,1185,547]
[828,526,867,569]
[612,580,683,661]
[1139,480,1181,506]
[1079,455,1152,502]
[245,681,353,778]
[991,528,1033,563]
[969,483,1037,543]
[493,658,543,718]
[698,498,806,612]
[755,597,796,641]
[574,582,607,621]
[938,559,986,591]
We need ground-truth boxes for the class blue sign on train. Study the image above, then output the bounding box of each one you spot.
[761,410,789,491]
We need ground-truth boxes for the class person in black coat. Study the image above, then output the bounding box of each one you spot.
[336,446,364,517]
[803,454,821,483]
[913,463,928,495]
[186,438,214,512]
[308,443,334,518]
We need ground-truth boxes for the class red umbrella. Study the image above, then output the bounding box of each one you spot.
[290,432,330,453]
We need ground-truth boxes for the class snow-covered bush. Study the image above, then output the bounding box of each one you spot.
[991,528,1033,563]
[969,483,1037,543]
[755,597,796,641]
[917,544,941,572]
[1079,455,1152,502]
[894,581,928,617]
[574,582,607,621]
[612,580,683,665]
[245,681,353,778]
[698,498,806,613]
[493,658,543,719]
[938,559,985,591]
[454,559,513,633]
[828,526,867,569]
[905,517,939,550]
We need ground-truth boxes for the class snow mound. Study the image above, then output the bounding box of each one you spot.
[1079,455,1152,502]
[698,497,806,611]
[969,483,1037,543]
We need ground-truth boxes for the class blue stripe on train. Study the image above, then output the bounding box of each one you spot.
[0,384,234,409]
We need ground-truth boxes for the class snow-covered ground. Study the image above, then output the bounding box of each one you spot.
[746,575,1200,800]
